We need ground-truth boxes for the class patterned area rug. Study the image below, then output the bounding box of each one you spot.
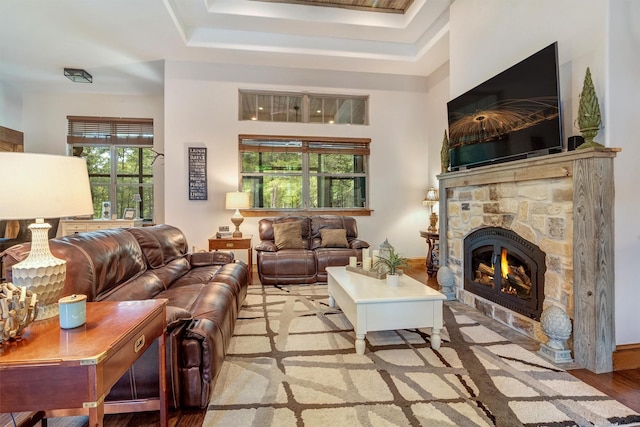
[204,284,640,427]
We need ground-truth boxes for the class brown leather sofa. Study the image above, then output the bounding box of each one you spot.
[1,224,248,409]
[255,215,369,285]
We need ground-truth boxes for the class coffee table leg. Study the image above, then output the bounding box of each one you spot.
[329,295,335,308]
[431,328,441,350]
[355,334,366,355]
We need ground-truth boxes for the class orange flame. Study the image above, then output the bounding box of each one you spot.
[501,248,509,278]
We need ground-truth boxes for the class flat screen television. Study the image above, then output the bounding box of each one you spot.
[447,42,563,171]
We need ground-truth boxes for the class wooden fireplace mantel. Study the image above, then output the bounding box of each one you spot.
[438,147,620,373]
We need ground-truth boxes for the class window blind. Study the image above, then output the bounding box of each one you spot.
[67,116,153,146]
[239,135,370,155]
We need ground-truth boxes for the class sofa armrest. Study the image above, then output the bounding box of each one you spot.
[254,241,277,252]
[166,305,193,329]
[189,251,234,267]
[349,239,370,250]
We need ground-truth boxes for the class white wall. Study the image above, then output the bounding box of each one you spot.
[424,61,450,218]
[163,61,431,262]
[608,0,640,345]
[448,0,639,345]
[0,81,23,130]
[20,92,165,223]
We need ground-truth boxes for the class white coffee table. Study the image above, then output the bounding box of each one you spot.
[326,266,446,355]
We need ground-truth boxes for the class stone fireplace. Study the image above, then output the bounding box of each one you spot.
[437,148,618,373]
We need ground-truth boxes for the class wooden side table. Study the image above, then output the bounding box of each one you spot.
[0,300,168,427]
[420,230,440,277]
[209,235,253,283]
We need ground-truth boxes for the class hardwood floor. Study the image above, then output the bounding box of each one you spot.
[45,263,640,426]
[570,367,640,413]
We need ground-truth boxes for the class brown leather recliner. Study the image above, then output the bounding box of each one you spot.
[255,215,369,285]
[2,224,248,409]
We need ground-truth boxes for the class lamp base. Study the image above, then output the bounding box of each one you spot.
[10,221,66,320]
[428,212,438,234]
[230,210,244,239]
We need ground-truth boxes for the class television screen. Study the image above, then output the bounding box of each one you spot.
[447,42,563,171]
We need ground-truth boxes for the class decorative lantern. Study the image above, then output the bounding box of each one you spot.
[378,239,394,273]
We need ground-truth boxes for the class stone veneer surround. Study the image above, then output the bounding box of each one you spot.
[438,148,619,373]
[448,176,574,342]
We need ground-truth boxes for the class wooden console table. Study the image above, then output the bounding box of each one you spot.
[0,300,168,427]
[419,230,439,277]
[209,235,253,283]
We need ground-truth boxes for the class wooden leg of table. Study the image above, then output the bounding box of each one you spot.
[426,238,434,276]
[248,248,253,283]
[88,403,104,427]
[158,333,168,427]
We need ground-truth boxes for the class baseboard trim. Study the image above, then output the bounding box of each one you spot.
[407,257,427,269]
[613,343,640,371]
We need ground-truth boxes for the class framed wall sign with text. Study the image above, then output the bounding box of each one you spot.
[188,147,207,200]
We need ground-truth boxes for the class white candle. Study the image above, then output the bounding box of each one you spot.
[349,256,357,267]
[372,250,380,269]
[362,256,371,271]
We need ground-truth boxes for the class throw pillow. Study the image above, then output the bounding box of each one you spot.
[320,228,349,248]
[273,221,304,250]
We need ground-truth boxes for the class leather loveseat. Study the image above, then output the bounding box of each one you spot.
[1,224,248,409]
[255,215,369,285]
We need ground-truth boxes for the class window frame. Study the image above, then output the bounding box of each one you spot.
[239,90,369,125]
[67,116,155,221]
[238,134,372,217]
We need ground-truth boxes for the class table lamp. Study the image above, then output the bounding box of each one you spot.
[0,153,94,320]
[225,191,250,238]
[422,187,439,233]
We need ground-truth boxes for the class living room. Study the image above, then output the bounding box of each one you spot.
[1,0,639,425]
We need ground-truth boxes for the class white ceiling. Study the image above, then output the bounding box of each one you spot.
[0,0,451,96]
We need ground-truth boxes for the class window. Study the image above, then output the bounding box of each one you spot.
[240,92,303,122]
[239,135,370,213]
[67,116,155,221]
[308,95,367,125]
[239,90,368,125]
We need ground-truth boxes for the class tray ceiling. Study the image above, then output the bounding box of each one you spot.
[0,0,450,95]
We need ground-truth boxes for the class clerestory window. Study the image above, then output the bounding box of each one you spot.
[239,90,368,125]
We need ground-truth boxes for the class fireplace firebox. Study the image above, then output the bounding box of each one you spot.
[464,227,545,320]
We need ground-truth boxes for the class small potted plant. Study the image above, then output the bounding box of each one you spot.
[374,248,409,286]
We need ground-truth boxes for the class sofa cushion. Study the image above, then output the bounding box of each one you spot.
[98,270,165,302]
[310,215,359,250]
[258,216,311,248]
[190,250,233,267]
[153,258,191,288]
[273,221,304,250]
[127,225,189,268]
[256,249,317,285]
[320,228,348,248]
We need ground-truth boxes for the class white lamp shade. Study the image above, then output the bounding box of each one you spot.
[425,188,439,202]
[225,191,250,210]
[0,152,94,322]
[0,152,94,219]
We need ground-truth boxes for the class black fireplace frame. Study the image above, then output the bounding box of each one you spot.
[464,227,545,320]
